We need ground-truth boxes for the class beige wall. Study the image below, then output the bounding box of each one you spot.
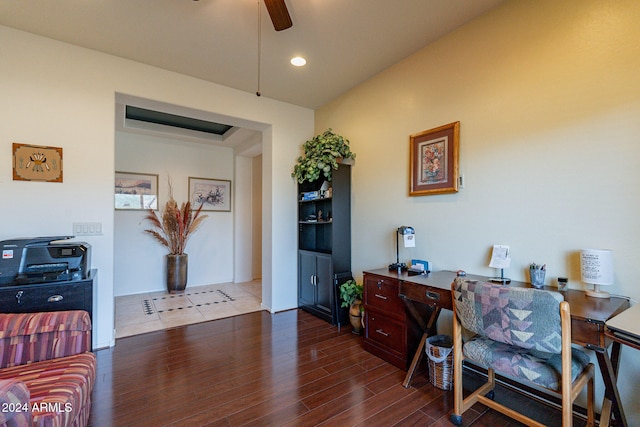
[316,0,640,421]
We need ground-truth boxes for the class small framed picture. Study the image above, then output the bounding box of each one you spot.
[409,121,460,196]
[13,143,63,182]
[114,172,159,210]
[189,177,232,212]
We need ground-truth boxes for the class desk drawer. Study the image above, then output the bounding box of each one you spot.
[0,282,89,316]
[399,279,452,310]
[364,274,404,314]
[572,318,606,350]
[365,309,404,358]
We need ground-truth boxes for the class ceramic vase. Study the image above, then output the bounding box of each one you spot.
[349,299,363,335]
[166,254,188,293]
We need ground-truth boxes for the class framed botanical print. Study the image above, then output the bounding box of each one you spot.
[409,121,460,196]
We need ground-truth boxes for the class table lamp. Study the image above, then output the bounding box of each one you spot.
[580,248,613,298]
[388,226,415,271]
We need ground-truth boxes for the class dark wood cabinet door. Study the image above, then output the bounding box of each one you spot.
[315,253,333,314]
[298,251,316,307]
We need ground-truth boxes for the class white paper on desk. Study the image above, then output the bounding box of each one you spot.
[403,234,415,248]
[489,244,511,269]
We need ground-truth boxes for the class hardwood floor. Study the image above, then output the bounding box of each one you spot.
[89,309,587,427]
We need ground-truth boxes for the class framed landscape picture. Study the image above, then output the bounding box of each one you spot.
[409,121,460,196]
[189,177,232,212]
[114,172,159,210]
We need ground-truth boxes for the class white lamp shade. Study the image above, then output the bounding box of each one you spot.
[580,249,614,286]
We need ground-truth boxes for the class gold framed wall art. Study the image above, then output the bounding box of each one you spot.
[409,121,459,196]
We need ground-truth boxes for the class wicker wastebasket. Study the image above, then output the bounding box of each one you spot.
[425,334,453,390]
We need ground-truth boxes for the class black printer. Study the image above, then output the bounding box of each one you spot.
[0,236,91,286]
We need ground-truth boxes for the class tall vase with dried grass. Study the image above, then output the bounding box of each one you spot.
[143,185,207,293]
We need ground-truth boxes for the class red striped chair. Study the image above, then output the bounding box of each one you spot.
[0,310,96,427]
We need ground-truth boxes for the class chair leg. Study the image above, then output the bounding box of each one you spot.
[450,413,463,425]
[450,297,496,425]
[451,307,464,423]
[587,375,595,427]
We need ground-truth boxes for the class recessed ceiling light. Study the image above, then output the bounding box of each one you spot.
[290,56,307,67]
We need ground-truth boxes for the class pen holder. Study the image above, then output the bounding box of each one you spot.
[530,269,546,288]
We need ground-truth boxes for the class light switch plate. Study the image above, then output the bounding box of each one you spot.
[73,222,103,236]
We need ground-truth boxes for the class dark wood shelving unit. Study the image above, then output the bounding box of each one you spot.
[297,164,352,325]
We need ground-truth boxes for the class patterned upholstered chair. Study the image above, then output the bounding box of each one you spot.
[0,310,96,427]
[450,278,595,427]
[0,378,31,426]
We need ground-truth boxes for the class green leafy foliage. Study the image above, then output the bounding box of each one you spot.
[291,129,355,183]
[339,279,363,308]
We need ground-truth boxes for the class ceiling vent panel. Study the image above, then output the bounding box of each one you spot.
[125,106,233,136]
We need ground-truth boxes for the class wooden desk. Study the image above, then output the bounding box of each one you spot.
[362,269,630,426]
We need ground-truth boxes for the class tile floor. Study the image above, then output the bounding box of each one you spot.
[114,280,263,338]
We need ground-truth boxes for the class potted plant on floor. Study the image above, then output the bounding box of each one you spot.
[143,182,207,293]
[339,279,364,334]
[291,129,356,184]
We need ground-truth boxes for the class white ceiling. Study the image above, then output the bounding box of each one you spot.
[0,0,505,110]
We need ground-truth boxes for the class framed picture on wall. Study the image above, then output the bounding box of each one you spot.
[114,171,159,210]
[189,177,232,212]
[409,121,460,196]
[13,143,63,182]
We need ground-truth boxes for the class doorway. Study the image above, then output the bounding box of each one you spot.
[113,95,264,336]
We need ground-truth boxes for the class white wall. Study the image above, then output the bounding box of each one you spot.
[0,25,313,348]
[234,154,253,284]
[114,131,234,295]
[252,155,263,279]
[316,0,640,422]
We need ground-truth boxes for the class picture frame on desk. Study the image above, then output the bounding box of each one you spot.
[409,121,460,196]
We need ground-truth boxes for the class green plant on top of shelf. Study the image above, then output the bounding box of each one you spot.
[292,129,355,184]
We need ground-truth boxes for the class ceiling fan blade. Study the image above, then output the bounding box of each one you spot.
[264,0,292,31]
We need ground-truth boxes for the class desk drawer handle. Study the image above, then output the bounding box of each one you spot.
[47,295,64,303]
[375,329,389,337]
[425,291,440,301]
[374,293,388,300]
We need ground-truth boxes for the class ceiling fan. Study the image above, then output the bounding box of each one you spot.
[255,0,292,96]
[191,0,292,31]
[264,0,292,31]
